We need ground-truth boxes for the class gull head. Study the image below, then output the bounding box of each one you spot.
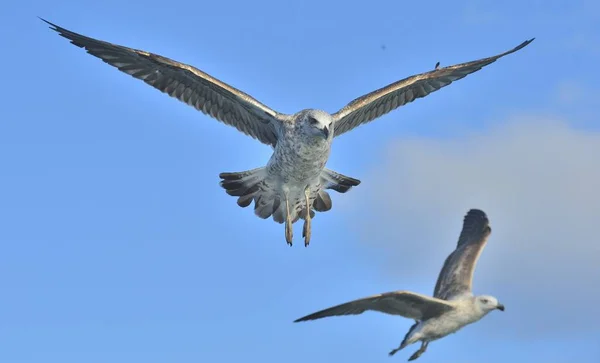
[300,109,333,140]
[475,295,505,314]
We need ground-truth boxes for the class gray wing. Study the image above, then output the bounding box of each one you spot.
[41,18,285,147]
[331,39,534,138]
[433,209,492,300]
[294,291,454,323]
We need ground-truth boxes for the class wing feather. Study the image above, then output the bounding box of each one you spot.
[294,291,454,322]
[433,209,492,300]
[41,18,285,146]
[332,39,534,137]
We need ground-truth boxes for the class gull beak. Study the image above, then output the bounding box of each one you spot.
[322,125,330,139]
[496,304,505,311]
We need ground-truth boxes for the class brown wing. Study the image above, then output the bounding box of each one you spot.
[433,209,492,300]
[332,39,534,137]
[41,18,285,146]
[294,291,454,323]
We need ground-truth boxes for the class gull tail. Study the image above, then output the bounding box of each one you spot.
[219,167,361,224]
[320,168,361,194]
[292,168,360,219]
[219,167,285,222]
[317,168,361,207]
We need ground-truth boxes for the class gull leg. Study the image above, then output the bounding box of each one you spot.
[285,194,293,246]
[408,342,428,361]
[389,341,408,356]
[302,186,312,247]
[388,347,402,357]
[389,320,419,357]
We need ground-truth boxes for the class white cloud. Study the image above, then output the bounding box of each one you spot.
[348,114,600,337]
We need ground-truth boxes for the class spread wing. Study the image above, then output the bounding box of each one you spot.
[331,39,534,137]
[433,209,492,300]
[294,291,454,323]
[41,18,286,146]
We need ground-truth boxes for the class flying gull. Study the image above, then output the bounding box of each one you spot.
[294,209,504,361]
[41,18,533,247]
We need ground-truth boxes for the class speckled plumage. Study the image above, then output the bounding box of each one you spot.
[294,209,505,360]
[42,17,533,246]
[265,110,333,219]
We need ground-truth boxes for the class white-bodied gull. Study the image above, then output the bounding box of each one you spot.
[294,209,504,360]
[41,18,533,247]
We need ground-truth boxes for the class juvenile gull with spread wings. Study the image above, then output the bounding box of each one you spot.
[41,18,533,246]
[294,209,504,360]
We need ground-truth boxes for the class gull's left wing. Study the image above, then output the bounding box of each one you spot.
[331,39,534,138]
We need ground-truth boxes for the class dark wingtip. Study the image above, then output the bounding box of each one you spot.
[464,209,490,230]
[463,209,491,234]
[516,38,535,51]
[38,17,58,30]
[466,208,487,218]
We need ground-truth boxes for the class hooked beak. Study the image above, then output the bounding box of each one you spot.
[321,125,330,139]
[496,304,505,312]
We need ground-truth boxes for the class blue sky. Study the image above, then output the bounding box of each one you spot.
[1,1,599,362]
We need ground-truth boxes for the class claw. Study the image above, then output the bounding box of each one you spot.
[407,342,428,361]
[303,219,311,247]
[408,351,421,361]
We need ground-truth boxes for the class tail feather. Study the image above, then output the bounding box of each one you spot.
[313,190,332,212]
[321,168,361,194]
[254,195,273,219]
[219,167,284,222]
[225,183,260,198]
[219,167,361,224]
[237,193,254,208]
[219,168,263,196]
[272,197,285,224]
[287,168,360,221]
[219,168,263,181]
[310,168,360,214]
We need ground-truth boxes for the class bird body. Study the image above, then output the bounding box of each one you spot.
[219,109,350,243]
[268,110,332,186]
[294,209,505,360]
[42,17,533,246]
[402,296,492,347]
